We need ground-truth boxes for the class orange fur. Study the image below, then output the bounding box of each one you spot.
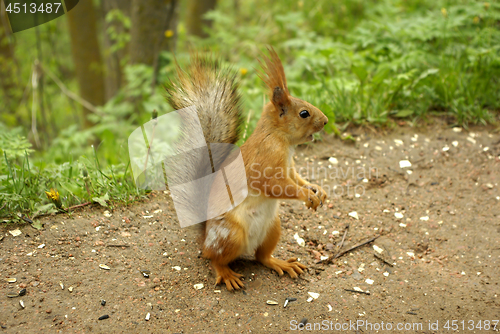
[257,47,289,97]
[195,48,329,290]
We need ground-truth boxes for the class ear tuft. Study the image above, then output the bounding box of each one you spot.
[256,47,290,114]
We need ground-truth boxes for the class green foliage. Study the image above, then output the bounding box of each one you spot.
[1,0,499,220]
[186,0,499,132]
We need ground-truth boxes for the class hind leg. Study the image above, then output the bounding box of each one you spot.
[202,218,246,291]
[255,216,307,278]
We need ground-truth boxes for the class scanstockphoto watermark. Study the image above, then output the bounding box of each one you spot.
[290,319,426,331]
[248,163,379,199]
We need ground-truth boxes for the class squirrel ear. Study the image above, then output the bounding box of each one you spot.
[272,86,290,117]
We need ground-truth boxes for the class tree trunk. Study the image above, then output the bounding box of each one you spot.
[186,0,217,38]
[100,0,131,100]
[129,0,178,66]
[0,3,18,118]
[67,0,105,129]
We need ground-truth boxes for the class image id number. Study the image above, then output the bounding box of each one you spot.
[6,2,62,14]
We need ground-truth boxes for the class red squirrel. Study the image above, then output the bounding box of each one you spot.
[165,48,328,290]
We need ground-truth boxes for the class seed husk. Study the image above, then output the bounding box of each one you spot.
[140,270,151,278]
[98,314,109,320]
[7,292,19,298]
[68,287,73,293]
[101,300,106,306]
[266,300,279,305]
[145,312,151,321]
[99,264,110,270]
[5,278,16,283]
[300,318,308,326]
[19,300,25,309]
[59,282,64,290]
[18,288,26,296]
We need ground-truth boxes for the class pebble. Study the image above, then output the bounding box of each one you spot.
[352,271,362,280]
[399,160,412,168]
[293,233,305,247]
[348,211,359,220]
[9,229,22,237]
[308,292,320,299]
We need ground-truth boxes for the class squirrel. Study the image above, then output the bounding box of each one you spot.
[165,48,328,291]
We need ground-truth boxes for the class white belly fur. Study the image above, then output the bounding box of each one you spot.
[230,193,279,255]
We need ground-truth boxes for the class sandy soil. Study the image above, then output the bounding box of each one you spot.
[1,124,499,333]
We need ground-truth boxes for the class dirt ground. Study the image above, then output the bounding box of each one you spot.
[1,124,499,333]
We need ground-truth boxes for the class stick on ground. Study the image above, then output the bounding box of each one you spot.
[324,235,381,263]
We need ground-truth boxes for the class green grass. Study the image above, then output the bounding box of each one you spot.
[0,126,146,223]
[1,0,499,222]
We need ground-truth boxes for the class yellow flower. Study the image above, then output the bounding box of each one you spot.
[240,68,248,76]
[473,16,480,24]
[441,8,447,17]
[484,2,490,10]
[165,30,174,38]
[45,188,62,209]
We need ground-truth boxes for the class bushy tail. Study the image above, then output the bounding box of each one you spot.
[163,54,244,228]
[164,54,243,145]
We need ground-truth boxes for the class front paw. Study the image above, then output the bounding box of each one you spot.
[300,188,321,211]
[304,184,327,208]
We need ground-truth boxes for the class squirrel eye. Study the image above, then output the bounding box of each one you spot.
[299,110,310,118]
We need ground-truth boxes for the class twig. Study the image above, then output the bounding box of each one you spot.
[344,289,370,295]
[242,109,253,141]
[31,62,41,148]
[374,253,394,267]
[39,63,103,116]
[334,224,349,258]
[21,215,34,224]
[324,235,381,263]
[66,202,93,211]
[106,244,131,248]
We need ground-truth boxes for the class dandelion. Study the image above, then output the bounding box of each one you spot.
[441,8,447,18]
[473,16,480,24]
[165,30,174,38]
[484,2,490,10]
[45,188,62,209]
[240,68,248,76]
